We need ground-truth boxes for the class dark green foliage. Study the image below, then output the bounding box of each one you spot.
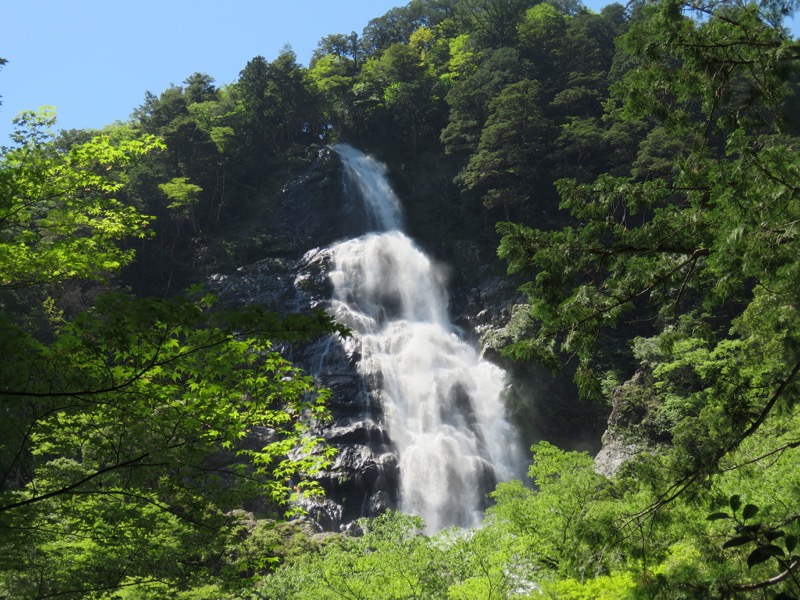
[490,0,800,596]
[440,46,529,157]
[708,497,800,597]
[455,0,536,48]
[457,78,553,217]
[361,0,459,55]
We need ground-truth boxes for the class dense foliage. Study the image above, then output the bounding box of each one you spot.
[0,111,340,596]
[1,0,799,597]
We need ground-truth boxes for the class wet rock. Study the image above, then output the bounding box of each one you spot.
[207,150,401,531]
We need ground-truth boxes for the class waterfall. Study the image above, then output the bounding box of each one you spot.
[325,145,524,533]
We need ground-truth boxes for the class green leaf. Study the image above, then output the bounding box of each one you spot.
[785,535,798,553]
[741,504,759,520]
[723,536,753,549]
[706,512,731,521]
[729,495,742,513]
[747,545,784,569]
[736,524,762,535]
[763,530,785,542]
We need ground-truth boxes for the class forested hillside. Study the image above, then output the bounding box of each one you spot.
[1,0,799,597]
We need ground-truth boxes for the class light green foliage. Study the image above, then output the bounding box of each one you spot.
[307,52,357,139]
[517,3,567,61]
[481,435,799,597]
[409,26,436,62]
[487,443,618,580]
[440,46,527,156]
[0,291,340,597]
[0,108,162,288]
[255,511,453,600]
[1,0,798,597]
[441,525,533,599]
[0,106,342,597]
[218,515,321,588]
[159,176,203,212]
[440,34,476,85]
[308,54,355,96]
[351,29,447,152]
[240,436,798,598]
[540,572,637,599]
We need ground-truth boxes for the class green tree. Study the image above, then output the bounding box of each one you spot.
[361,1,450,56]
[235,50,318,163]
[255,512,453,599]
[312,32,363,68]
[361,29,448,152]
[308,53,356,136]
[0,109,342,598]
[497,0,800,395]
[494,0,800,594]
[0,292,339,598]
[129,86,229,292]
[0,109,161,289]
[457,78,553,217]
[236,55,274,163]
[440,46,528,156]
[455,0,533,48]
[184,72,218,105]
[517,2,568,77]
[268,46,319,151]
[487,443,614,579]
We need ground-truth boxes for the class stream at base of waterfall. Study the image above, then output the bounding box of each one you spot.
[317,145,525,533]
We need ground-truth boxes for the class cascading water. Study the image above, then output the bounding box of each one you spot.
[324,145,524,533]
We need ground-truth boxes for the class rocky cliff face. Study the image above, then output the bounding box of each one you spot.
[209,149,406,530]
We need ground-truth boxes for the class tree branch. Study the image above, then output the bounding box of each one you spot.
[618,360,800,529]
[39,577,170,599]
[721,438,800,472]
[0,452,156,513]
[732,560,799,592]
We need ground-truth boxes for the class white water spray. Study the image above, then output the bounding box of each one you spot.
[328,145,524,532]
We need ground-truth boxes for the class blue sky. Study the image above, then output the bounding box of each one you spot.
[0,1,404,140]
[1,0,796,143]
